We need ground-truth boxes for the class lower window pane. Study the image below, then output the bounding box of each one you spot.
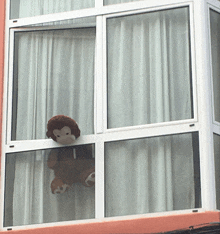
[105,133,200,217]
[4,144,95,227]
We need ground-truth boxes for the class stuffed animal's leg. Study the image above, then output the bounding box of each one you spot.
[51,177,70,194]
[79,167,95,187]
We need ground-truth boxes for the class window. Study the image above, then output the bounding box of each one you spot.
[6,0,220,230]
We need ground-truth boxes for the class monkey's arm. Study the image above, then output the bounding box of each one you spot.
[47,149,59,169]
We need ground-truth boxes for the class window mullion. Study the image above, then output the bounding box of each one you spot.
[95,140,105,218]
[95,16,104,134]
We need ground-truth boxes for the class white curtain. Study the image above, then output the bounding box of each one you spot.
[10,0,94,19]
[105,134,197,217]
[104,0,139,5]
[105,7,197,216]
[107,8,192,129]
[12,28,95,140]
[5,148,95,226]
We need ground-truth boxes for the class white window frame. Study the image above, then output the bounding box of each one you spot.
[1,0,219,230]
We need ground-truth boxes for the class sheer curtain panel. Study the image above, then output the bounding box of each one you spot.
[107,7,193,129]
[4,146,95,226]
[10,0,95,19]
[12,28,95,140]
[105,133,200,217]
[104,0,141,5]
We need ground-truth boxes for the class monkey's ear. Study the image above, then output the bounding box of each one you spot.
[73,123,80,138]
[46,130,52,138]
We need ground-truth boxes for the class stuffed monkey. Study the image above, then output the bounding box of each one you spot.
[46,115,95,194]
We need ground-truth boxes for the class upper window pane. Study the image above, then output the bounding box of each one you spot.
[11,27,95,140]
[107,7,193,129]
[210,10,220,123]
[10,0,95,19]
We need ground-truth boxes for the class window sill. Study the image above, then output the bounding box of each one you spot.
[2,210,220,234]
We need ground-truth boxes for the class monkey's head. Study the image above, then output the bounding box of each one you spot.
[46,115,80,145]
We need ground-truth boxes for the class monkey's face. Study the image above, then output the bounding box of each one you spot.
[53,126,76,145]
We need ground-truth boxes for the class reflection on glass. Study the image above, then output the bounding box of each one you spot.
[214,134,220,209]
[210,10,220,123]
[107,7,193,129]
[105,133,200,217]
[11,27,95,140]
[4,144,95,227]
[10,0,95,19]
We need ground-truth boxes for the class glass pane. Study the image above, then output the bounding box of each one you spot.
[11,27,95,140]
[10,0,95,19]
[107,7,193,129]
[4,144,95,227]
[104,0,141,5]
[210,10,220,123]
[214,134,220,209]
[105,133,200,217]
